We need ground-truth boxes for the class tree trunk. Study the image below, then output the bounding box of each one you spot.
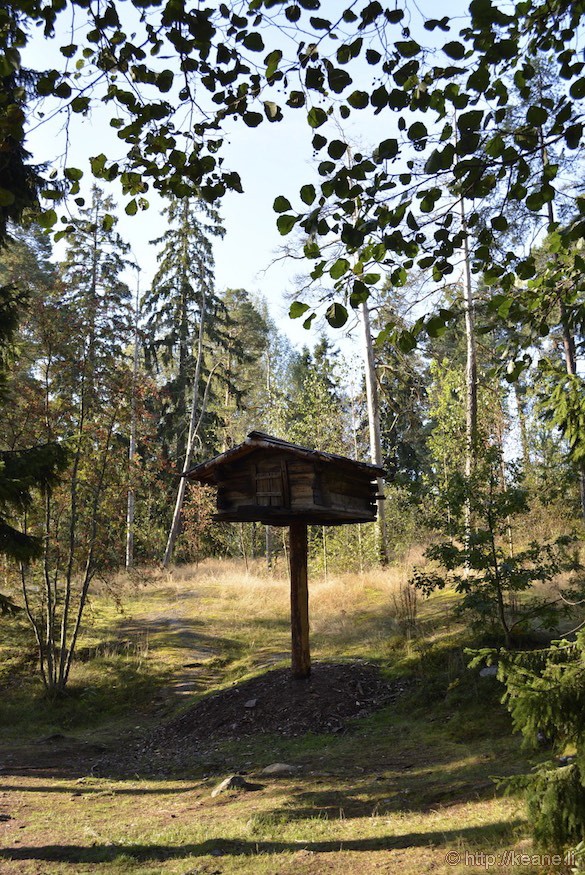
[513,383,530,469]
[460,196,477,553]
[359,300,388,564]
[126,266,140,569]
[162,293,207,568]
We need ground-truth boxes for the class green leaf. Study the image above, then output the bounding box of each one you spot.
[327,66,352,93]
[304,240,320,258]
[156,69,174,92]
[570,78,585,99]
[457,110,483,131]
[38,209,57,229]
[491,215,508,231]
[330,258,350,279]
[300,184,316,205]
[289,301,310,319]
[347,90,369,109]
[526,191,544,212]
[467,65,490,93]
[526,104,548,127]
[328,139,347,160]
[90,153,107,176]
[395,40,420,58]
[64,167,83,182]
[243,32,264,51]
[397,330,416,353]
[366,49,381,64]
[273,195,292,213]
[425,315,447,338]
[277,214,297,235]
[326,302,348,328]
[71,95,90,113]
[408,121,427,141]
[125,198,138,216]
[376,138,398,160]
[443,41,466,60]
[565,124,583,149]
[243,112,263,127]
[265,49,282,78]
[307,106,328,128]
[287,91,305,108]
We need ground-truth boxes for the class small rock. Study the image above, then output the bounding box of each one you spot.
[210,775,262,797]
[244,698,258,709]
[479,665,497,678]
[261,762,298,776]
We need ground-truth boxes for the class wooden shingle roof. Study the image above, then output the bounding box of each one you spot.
[185,431,386,485]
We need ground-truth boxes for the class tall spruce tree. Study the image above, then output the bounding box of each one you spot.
[143,195,224,470]
[143,195,224,566]
[60,185,132,407]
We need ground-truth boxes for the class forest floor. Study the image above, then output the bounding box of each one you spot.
[0,558,570,874]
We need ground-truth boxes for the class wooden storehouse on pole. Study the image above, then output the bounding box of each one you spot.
[185,431,385,679]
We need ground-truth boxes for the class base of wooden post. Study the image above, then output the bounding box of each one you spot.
[289,521,310,678]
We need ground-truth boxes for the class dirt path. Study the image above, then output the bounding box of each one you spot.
[120,589,223,697]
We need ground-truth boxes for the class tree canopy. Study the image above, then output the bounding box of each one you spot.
[1,0,583,347]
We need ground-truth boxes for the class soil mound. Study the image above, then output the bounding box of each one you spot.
[156,661,403,743]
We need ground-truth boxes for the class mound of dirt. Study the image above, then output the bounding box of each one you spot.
[155,661,404,744]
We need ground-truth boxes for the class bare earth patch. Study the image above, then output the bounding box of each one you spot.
[154,661,403,745]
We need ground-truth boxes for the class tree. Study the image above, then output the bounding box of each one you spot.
[412,447,577,648]
[60,185,133,407]
[0,224,68,581]
[470,629,585,852]
[143,195,224,468]
[0,209,136,694]
[0,0,581,341]
[0,0,69,572]
[210,288,270,451]
[142,195,224,567]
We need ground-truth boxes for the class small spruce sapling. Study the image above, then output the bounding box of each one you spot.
[469,633,585,853]
[410,447,579,648]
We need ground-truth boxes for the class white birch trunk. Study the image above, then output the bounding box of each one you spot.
[359,300,388,564]
[125,267,140,569]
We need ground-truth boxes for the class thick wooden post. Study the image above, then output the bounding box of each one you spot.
[289,521,310,678]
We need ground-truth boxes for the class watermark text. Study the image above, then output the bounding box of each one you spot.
[444,849,576,868]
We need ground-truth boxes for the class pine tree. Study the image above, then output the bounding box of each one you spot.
[143,194,224,566]
[143,194,224,470]
[471,630,585,852]
[60,185,133,407]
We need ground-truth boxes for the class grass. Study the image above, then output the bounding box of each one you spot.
[0,558,567,874]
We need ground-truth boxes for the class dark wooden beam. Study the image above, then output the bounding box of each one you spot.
[289,521,310,679]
